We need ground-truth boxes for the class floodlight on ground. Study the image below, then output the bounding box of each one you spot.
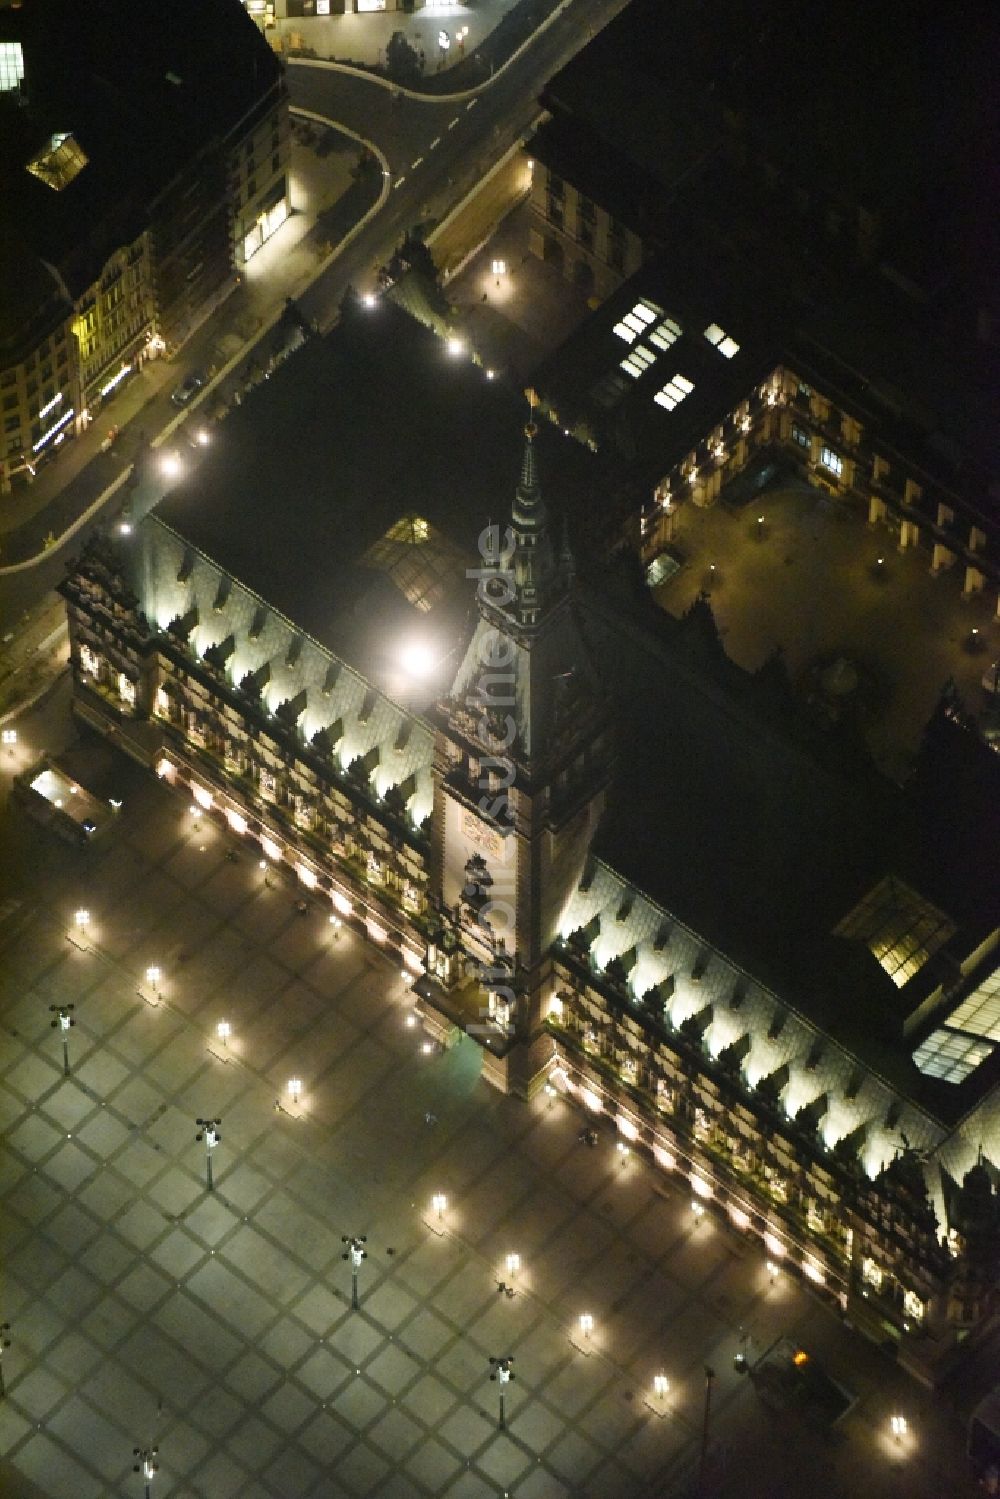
[488,1355,515,1428]
[691,1200,705,1218]
[505,1252,520,1278]
[492,258,506,278]
[446,336,464,357]
[145,966,161,990]
[159,451,182,480]
[195,1117,221,1190]
[653,1373,670,1399]
[363,293,377,309]
[193,427,210,446]
[578,1313,594,1338]
[74,908,90,929]
[216,1021,231,1046]
[432,1193,447,1221]
[133,1444,159,1498]
[287,1077,303,1101]
[890,1414,907,1442]
[49,1003,76,1075]
[766,1259,780,1282]
[1,729,17,746]
[341,1234,368,1309]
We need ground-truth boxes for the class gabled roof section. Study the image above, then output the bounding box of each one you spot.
[127,517,436,828]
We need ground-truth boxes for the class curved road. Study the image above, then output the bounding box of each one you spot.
[0,0,627,626]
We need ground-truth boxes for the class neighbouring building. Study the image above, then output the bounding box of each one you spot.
[58,297,1000,1386]
[525,0,999,595]
[0,0,289,492]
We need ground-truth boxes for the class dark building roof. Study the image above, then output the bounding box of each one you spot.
[0,0,282,335]
[154,296,606,675]
[533,225,999,524]
[537,0,999,302]
[149,298,1000,1100]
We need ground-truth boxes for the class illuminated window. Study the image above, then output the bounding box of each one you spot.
[820,446,843,477]
[792,424,810,449]
[620,344,656,379]
[80,643,99,677]
[835,876,955,987]
[862,1256,883,1290]
[902,1288,924,1322]
[118,674,136,707]
[612,300,660,344]
[648,317,682,352]
[0,41,24,92]
[260,768,276,796]
[26,132,89,192]
[653,373,694,412]
[703,323,740,359]
[367,850,382,883]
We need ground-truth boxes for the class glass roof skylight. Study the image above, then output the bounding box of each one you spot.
[26,132,89,191]
[912,1027,995,1084]
[0,41,25,92]
[704,323,740,359]
[653,373,694,411]
[946,966,1000,1042]
[620,344,656,379]
[613,300,660,344]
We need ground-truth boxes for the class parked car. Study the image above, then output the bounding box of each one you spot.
[171,374,204,408]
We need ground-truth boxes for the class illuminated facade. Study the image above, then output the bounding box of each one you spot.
[0,0,289,491]
[61,422,1000,1386]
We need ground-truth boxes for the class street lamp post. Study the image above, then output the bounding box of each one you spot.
[699,1365,715,1491]
[195,1117,221,1191]
[489,1355,515,1429]
[133,1444,158,1499]
[341,1235,368,1310]
[0,1323,10,1397]
[49,1003,76,1076]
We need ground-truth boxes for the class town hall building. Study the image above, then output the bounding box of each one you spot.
[56,302,1000,1388]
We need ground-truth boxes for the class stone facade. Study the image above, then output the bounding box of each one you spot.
[60,433,1000,1385]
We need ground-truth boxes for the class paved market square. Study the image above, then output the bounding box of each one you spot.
[0,693,980,1497]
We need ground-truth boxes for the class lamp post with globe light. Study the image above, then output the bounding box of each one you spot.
[195,1118,221,1190]
[342,1235,368,1310]
[49,1003,75,1076]
[0,1323,10,1397]
[133,1445,158,1499]
[489,1355,515,1429]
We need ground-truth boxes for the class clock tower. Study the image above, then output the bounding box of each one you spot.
[429,422,612,1089]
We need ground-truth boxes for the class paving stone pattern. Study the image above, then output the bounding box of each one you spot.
[0,761,977,1498]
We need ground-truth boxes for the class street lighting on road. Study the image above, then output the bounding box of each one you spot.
[195,1117,221,1190]
[489,1355,515,1429]
[341,1235,368,1310]
[49,1003,76,1076]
